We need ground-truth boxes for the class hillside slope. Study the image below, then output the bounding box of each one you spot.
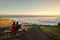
[0,18,14,28]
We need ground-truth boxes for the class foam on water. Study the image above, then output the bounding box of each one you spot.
[5,16,60,25]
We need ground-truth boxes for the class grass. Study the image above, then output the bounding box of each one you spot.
[23,25,32,31]
[0,28,7,36]
[40,25,60,40]
[0,18,14,28]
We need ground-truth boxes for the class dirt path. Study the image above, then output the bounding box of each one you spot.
[22,26,53,40]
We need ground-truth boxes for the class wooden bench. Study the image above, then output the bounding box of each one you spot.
[4,29,23,38]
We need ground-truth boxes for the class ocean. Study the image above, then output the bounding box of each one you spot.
[0,15,60,25]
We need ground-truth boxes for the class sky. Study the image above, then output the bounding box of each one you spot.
[0,0,60,16]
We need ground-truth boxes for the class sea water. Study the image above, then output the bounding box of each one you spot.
[0,15,60,25]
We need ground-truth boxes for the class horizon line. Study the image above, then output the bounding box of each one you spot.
[0,15,60,17]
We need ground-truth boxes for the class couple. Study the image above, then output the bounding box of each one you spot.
[10,21,21,32]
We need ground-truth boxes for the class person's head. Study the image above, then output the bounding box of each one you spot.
[16,21,19,24]
[13,21,15,25]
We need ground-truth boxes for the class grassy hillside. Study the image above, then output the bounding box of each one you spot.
[0,18,14,28]
[40,25,60,40]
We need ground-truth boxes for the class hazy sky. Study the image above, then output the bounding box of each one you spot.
[0,0,60,15]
